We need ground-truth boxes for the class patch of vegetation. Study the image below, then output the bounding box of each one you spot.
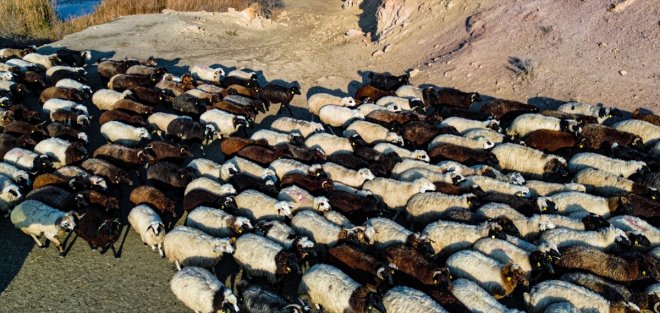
[507,57,537,81]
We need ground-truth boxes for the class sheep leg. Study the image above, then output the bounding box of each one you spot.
[283,102,294,116]
[30,234,44,248]
[175,260,182,271]
[316,304,323,313]
[87,241,97,251]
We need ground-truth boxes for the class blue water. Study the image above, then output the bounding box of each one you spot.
[53,0,101,20]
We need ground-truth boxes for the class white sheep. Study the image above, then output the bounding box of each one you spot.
[227,68,257,80]
[100,121,151,146]
[278,185,331,213]
[10,200,77,255]
[395,84,423,100]
[464,128,506,144]
[473,237,559,278]
[476,202,547,239]
[199,109,249,139]
[364,217,431,251]
[446,250,528,299]
[269,158,323,179]
[525,180,586,197]
[467,175,530,197]
[170,266,240,313]
[186,206,252,238]
[163,225,234,270]
[547,191,616,218]
[383,286,448,313]
[304,133,353,155]
[428,134,495,151]
[491,143,567,179]
[318,105,365,128]
[405,192,474,223]
[4,58,39,72]
[373,143,430,162]
[42,98,89,116]
[363,177,436,209]
[34,137,86,168]
[235,189,293,221]
[22,53,59,69]
[299,264,385,313]
[557,102,613,124]
[333,182,374,197]
[184,177,236,197]
[440,116,501,134]
[608,215,659,247]
[307,93,357,115]
[45,65,85,78]
[321,162,374,188]
[451,278,524,313]
[613,119,660,146]
[190,65,224,83]
[226,156,276,182]
[92,89,133,111]
[148,112,192,135]
[507,114,580,138]
[343,120,404,145]
[398,167,461,184]
[0,71,17,81]
[376,96,421,111]
[251,129,303,146]
[3,147,51,171]
[422,220,503,255]
[255,219,315,253]
[0,80,20,92]
[391,159,445,178]
[0,175,21,214]
[196,84,224,94]
[357,103,401,116]
[55,78,92,94]
[0,162,31,186]
[0,62,19,72]
[568,152,647,178]
[186,158,237,181]
[573,168,651,196]
[524,280,637,313]
[323,210,356,229]
[127,204,165,257]
[270,117,324,138]
[233,233,300,283]
[291,210,356,247]
[539,226,631,251]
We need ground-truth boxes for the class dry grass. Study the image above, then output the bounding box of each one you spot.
[0,0,281,42]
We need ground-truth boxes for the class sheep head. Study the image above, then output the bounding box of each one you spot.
[137,127,151,140]
[358,168,375,182]
[232,217,252,235]
[289,86,301,96]
[275,201,293,219]
[501,263,528,290]
[376,263,394,285]
[220,183,237,196]
[413,150,430,163]
[59,212,78,232]
[213,238,234,254]
[220,288,240,313]
[536,197,557,213]
[581,213,610,231]
[416,178,436,193]
[341,97,357,107]
[76,114,91,127]
[529,250,556,275]
[627,231,651,249]
[313,196,331,212]
[288,132,304,146]
[387,132,404,146]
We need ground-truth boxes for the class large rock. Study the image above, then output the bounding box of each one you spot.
[376,0,420,39]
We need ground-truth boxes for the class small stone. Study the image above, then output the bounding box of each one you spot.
[408,68,420,77]
[372,50,384,57]
[619,70,627,76]
[345,29,364,37]
[383,44,392,53]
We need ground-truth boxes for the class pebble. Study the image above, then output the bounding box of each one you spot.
[408,68,420,77]
[619,70,628,76]
[372,50,384,57]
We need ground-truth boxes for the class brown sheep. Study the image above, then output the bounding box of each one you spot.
[615,193,660,226]
[479,99,539,120]
[553,245,659,282]
[7,105,41,122]
[126,65,167,76]
[327,244,394,288]
[225,84,259,98]
[129,185,177,224]
[39,87,85,103]
[522,129,585,153]
[20,71,47,90]
[274,143,326,163]
[428,142,499,166]
[383,244,452,288]
[561,272,656,311]
[400,121,460,148]
[33,173,86,191]
[632,108,660,126]
[580,124,643,150]
[81,158,132,185]
[130,86,173,106]
[155,74,195,96]
[354,85,396,102]
[46,122,87,144]
[93,144,146,168]
[97,57,157,79]
[142,141,193,165]
[76,190,120,212]
[50,110,90,127]
[112,99,154,115]
[0,133,36,158]
[324,189,379,224]
[208,101,257,122]
[235,144,288,167]
[280,173,335,194]
[108,74,159,90]
[3,120,48,139]
[99,110,146,126]
[425,87,481,109]
[366,110,419,130]
[433,181,484,196]
[146,162,196,190]
[219,137,269,156]
[183,189,237,213]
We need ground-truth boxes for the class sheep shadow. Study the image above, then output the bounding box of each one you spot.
[357,0,383,41]
[0,217,35,293]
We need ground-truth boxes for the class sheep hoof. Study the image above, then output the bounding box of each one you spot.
[39,245,47,250]
[58,252,65,258]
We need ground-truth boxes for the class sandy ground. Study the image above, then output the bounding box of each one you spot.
[1,0,659,311]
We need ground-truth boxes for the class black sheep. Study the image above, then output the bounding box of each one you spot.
[228,173,279,197]
[74,208,123,257]
[56,48,90,67]
[171,93,210,117]
[221,75,257,89]
[49,69,88,85]
[166,117,216,147]
[368,72,410,91]
[146,162,197,190]
[258,84,301,115]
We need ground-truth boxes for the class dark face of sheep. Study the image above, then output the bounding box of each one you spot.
[627,232,651,249]
[289,86,301,96]
[12,83,26,95]
[348,134,368,147]
[37,155,54,171]
[638,255,660,281]
[432,268,452,288]
[581,213,610,231]
[366,292,386,313]
[74,194,90,208]
[502,264,529,289]
[232,117,250,129]
[221,196,238,212]
[545,159,568,177]
[485,152,499,167]
[492,217,520,237]
[529,250,556,275]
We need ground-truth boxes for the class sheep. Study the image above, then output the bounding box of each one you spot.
[569,153,647,178]
[93,144,145,168]
[553,245,658,283]
[291,210,370,248]
[557,102,614,124]
[0,81,26,96]
[199,109,249,139]
[539,225,634,251]
[257,84,301,115]
[507,114,580,138]
[167,117,217,146]
[473,237,559,279]
[524,280,639,313]
[376,96,424,111]
[546,191,618,217]
[146,162,196,190]
[369,72,410,91]
[271,117,324,138]
[109,99,154,115]
[33,137,87,168]
[0,47,35,59]
[124,65,166,77]
[278,185,331,213]
[363,217,431,254]
[49,109,91,127]
[428,134,495,151]
[608,215,659,247]
[251,129,303,146]
[342,120,403,146]
[318,162,372,188]
[491,143,568,179]
[53,166,108,191]
[254,220,315,260]
[186,158,236,181]
[141,141,192,165]
[372,143,430,162]
[422,220,508,256]
[305,133,354,155]
[228,172,276,196]
[440,117,501,134]
[185,206,252,238]
[92,89,133,111]
[521,129,584,154]
[405,192,475,224]
[55,48,90,67]
[234,144,288,167]
[391,159,448,178]
[219,138,269,157]
[0,174,21,213]
[184,177,236,198]
[358,103,401,116]
[612,193,660,225]
[129,186,176,224]
[451,278,524,313]
[97,57,156,79]
[4,58,39,73]
[148,112,188,135]
[183,189,237,213]
[0,162,30,187]
[21,53,60,70]
[355,84,396,102]
[327,244,396,287]
[163,225,233,270]
[426,87,481,109]
[46,122,88,144]
[466,175,530,197]
[129,86,172,106]
[559,272,653,310]
[233,233,301,284]
[72,207,121,255]
[318,105,365,128]
[525,180,586,197]
[428,142,499,166]
[55,78,92,94]
[108,73,158,90]
[25,186,75,211]
[632,108,660,126]
[40,86,86,103]
[574,168,657,197]
[238,283,309,313]
[235,189,293,221]
[363,177,435,209]
[275,143,327,164]
[3,147,53,173]
[97,121,150,147]
[226,68,258,81]
[10,200,78,256]
[383,243,451,288]
[171,93,209,117]
[190,65,224,83]
[226,156,277,182]
[395,84,423,100]
[612,119,660,146]
[447,250,529,299]
[170,266,240,313]
[479,99,539,120]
